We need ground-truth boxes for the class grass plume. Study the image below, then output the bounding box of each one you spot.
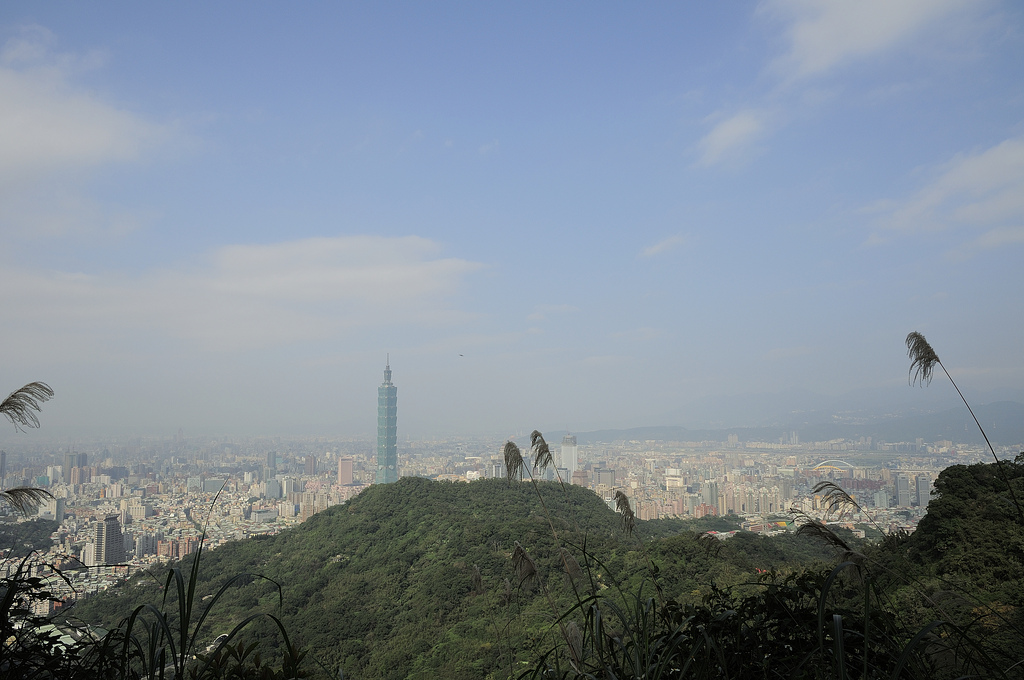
[906,331,1023,523]
[0,382,53,431]
[0,487,54,515]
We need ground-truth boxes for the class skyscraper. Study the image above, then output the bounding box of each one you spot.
[92,515,125,566]
[63,452,76,484]
[895,475,912,507]
[560,434,578,475]
[337,457,354,485]
[915,474,931,507]
[376,357,398,484]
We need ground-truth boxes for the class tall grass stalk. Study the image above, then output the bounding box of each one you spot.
[110,486,304,679]
[906,331,1023,523]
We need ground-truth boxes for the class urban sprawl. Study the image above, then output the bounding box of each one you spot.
[0,430,1006,616]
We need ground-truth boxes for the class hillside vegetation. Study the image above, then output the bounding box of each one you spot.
[23,457,1021,678]
[69,477,837,678]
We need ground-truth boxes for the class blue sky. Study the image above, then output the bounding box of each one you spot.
[2,1,1023,438]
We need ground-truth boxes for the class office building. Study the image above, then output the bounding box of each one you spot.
[376,357,398,484]
[896,475,912,507]
[337,457,354,485]
[560,434,578,475]
[916,474,932,507]
[594,468,616,487]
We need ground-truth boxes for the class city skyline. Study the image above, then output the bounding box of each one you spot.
[1,3,1023,438]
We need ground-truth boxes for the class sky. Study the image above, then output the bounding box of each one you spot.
[2,1,1023,439]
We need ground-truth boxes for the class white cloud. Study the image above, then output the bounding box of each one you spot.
[0,235,483,359]
[0,26,172,237]
[874,136,1024,250]
[696,110,766,166]
[949,226,1024,261]
[0,26,166,179]
[691,1,979,168]
[640,234,689,258]
[765,0,971,81]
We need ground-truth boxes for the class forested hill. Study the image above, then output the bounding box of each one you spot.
[60,462,1024,678]
[70,478,835,679]
[73,478,630,679]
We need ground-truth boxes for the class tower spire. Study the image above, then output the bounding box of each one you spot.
[377,355,398,483]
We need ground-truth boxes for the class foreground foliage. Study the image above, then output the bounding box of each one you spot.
[509,455,1024,680]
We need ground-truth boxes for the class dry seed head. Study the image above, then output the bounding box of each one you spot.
[1,487,54,515]
[511,541,538,589]
[812,481,861,519]
[1,382,54,431]
[906,332,940,387]
[564,621,584,668]
[614,490,636,536]
[503,441,523,484]
[472,564,484,595]
[501,578,513,606]
[559,547,583,582]
[695,531,722,557]
[791,510,853,553]
[530,430,553,472]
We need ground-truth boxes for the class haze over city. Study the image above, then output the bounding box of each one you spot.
[3,1,1023,440]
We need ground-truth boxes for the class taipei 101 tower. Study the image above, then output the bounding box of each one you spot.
[376,356,398,484]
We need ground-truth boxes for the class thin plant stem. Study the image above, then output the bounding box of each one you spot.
[938,361,1024,524]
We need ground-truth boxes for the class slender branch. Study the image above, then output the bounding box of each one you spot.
[938,361,1024,523]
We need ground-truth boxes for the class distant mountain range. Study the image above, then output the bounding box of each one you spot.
[569,401,1024,447]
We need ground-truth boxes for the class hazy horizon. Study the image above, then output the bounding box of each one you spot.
[3,3,1023,439]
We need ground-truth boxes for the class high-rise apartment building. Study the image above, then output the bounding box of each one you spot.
[916,474,931,507]
[560,434,578,475]
[63,452,76,484]
[337,457,354,485]
[594,468,616,487]
[63,452,88,485]
[895,475,912,507]
[376,358,398,484]
[93,515,126,566]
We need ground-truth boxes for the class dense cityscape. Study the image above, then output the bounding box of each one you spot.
[1,424,1002,607]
